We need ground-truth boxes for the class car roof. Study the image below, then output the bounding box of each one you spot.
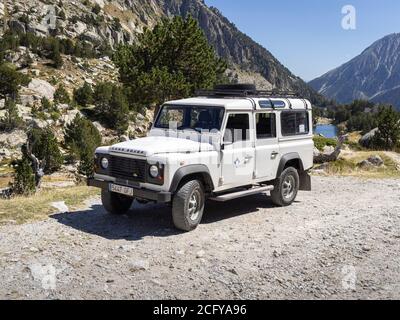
[165,97,312,111]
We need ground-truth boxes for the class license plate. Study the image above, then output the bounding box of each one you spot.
[109,184,134,197]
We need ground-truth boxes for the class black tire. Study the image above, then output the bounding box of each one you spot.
[172,180,205,232]
[101,190,134,215]
[271,167,300,207]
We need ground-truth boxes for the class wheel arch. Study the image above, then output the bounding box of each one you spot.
[169,165,215,194]
[277,153,311,192]
[277,153,305,176]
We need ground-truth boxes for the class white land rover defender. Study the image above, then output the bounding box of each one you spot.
[88,84,314,232]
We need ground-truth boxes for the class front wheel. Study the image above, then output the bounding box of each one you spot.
[101,190,134,215]
[172,180,205,232]
[271,167,300,207]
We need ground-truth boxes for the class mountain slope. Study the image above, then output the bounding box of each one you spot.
[0,0,322,104]
[309,33,400,109]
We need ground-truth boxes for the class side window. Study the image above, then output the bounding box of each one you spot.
[256,113,276,139]
[281,112,310,136]
[224,113,250,143]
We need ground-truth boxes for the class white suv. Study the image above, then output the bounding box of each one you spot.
[88,85,314,232]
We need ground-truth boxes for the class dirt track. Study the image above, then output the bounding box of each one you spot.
[0,176,399,300]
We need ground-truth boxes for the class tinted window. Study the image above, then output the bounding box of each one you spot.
[224,114,250,143]
[281,112,310,136]
[256,113,276,139]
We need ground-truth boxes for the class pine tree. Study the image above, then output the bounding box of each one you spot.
[0,98,24,131]
[372,106,400,150]
[113,15,227,111]
[54,84,71,104]
[64,114,102,176]
[10,156,36,196]
[73,82,94,107]
[93,82,129,134]
[28,127,64,174]
[51,40,63,69]
[0,63,31,99]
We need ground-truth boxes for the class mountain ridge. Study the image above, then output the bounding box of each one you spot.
[0,0,323,104]
[309,33,400,109]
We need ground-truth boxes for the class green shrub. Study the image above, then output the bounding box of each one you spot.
[54,84,71,104]
[0,99,24,132]
[73,82,94,107]
[10,157,36,196]
[313,136,338,151]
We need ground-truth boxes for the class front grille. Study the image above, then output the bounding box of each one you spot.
[109,156,147,182]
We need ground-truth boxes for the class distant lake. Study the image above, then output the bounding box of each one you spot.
[314,124,338,139]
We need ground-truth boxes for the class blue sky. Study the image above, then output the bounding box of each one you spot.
[205,0,400,81]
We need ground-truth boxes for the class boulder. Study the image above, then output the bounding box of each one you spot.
[0,130,27,148]
[8,19,26,34]
[313,147,321,158]
[79,31,103,45]
[358,155,384,169]
[28,79,55,100]
[322,145,335,155]
[367,155,384,167]
[0,99,5,109]
[30,118,52,129]
[360,128,379,148]
[0,148,11,158]
[71,21,87,35]
[61,110,82,126]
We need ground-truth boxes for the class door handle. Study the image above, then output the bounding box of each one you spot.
[271,151,279,159]
[244,155,253,164]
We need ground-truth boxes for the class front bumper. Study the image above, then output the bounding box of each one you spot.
[88,178,172,203]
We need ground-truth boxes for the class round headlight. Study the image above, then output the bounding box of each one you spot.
[149,165,159,178]
[101,157,109,169]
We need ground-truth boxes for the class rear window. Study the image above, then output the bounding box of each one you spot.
[281,112,310,136]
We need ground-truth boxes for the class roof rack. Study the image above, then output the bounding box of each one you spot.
[196,84,299,99]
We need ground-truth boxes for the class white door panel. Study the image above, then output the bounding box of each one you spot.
[221,143,255,187]
[255,139,280,180]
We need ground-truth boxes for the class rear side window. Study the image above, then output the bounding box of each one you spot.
[256,113,276,139]
[281,112,310,136]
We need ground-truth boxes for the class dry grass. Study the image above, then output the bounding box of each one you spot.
[0,186,99,225]
[322,151,400,179]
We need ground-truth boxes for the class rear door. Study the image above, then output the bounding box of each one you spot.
[255,112,280,180]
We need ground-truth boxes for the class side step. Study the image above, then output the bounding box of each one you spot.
[209,185,274,202]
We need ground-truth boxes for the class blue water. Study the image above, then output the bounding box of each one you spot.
[314,125,338,138]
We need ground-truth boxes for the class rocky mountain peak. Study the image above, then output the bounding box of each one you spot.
[310,33,400,109]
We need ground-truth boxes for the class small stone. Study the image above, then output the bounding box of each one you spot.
[129,260,149,272]
[196,250,205,258]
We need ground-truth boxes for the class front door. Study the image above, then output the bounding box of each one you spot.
[255,112,280,180]
[221,113,255,188]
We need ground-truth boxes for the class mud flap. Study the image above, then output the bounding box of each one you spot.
[299,171,312,191]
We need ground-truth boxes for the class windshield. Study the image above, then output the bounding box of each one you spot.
[155,105,225,132]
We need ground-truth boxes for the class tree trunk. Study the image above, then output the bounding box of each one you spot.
[314,136,347,164]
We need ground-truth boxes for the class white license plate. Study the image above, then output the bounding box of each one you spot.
[109,184,134,197]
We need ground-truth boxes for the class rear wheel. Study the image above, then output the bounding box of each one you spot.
[271,167,300,207]
[101,190,134,215]
[172,180,205,232]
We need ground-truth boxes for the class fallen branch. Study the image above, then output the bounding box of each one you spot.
[314,135,347,164]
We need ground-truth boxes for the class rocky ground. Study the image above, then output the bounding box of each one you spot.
[0,176,399,300]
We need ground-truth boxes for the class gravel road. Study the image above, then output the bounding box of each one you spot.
[0,176,399,300]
